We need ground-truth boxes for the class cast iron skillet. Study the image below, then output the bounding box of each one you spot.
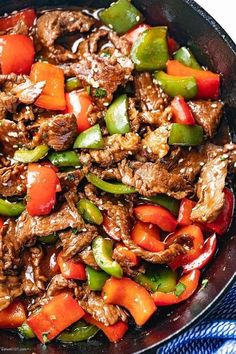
[0,0,235,353]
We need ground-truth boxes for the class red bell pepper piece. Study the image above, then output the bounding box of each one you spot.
[204,188,234,236]
[167,60,220,99]
[178,198,197,225]
[102,277,156,326]
[0,34,34,75]
[103,213,122,241]
[0,8,36,32]
[65,91,92,133]
[0,301,26,328]
[27,163,61,216]
[152,269,200,306]
[84,313,128,343]
[0,217,4,230]
[114,243,139,266]
[167,37,179,55]
[123,23,151,44]
[30,62,66,110]
[134,205,177,232]
[166,225,204,269]
[27,293,85,343]
[57,252,86,280]
[183,234,217,273]
[171,96,195,125]
[131,221,165,252]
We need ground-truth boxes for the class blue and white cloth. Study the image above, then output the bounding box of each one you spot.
[159,282,236,354]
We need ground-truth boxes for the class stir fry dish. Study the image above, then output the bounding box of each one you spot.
[0,0,235,344]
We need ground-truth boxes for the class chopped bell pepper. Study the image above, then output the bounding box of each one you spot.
[57,320,99,342]
[48,150,80,167]
[77,199,103,225]
[105,94,130,135]
[65,77,82,92]
[131,221,164,252]
[178,198,197,226]
[73,124,104,149]
[154,71,198,99]
[114,243,139,266]
[169,123,203,146]
[167,60,220,99]
[204,188,234,236]
[0,301,26,328]
[0,217,4,229]
[171,96,195,125]
[0,199,25,217]
[84,314,128,343]
[183,234,217,273]
[57,252,86,280]
[0,8,36,32]
[103,214,122,241]
[152,269,201,306]
[167,37,179,55]
[135,265,177,293]
[141,194,180,216]
[134,205,177,232]
[103,277,156,326]
[0,34,35,75]
[65,91,92,133]
[174,47,202,69]
[86,173,136,194]
[131,27,169,71]
[27,163,61,216]
[14,145,49,163]
[166,225,204,269]
[30,62,66,110]
[123,23,151,44]
[86,266,110,291]
[18,322,36,339]
[92,236,123,278]
[99,0,143,35]
[27,292,85,343]
[38,232,58,244]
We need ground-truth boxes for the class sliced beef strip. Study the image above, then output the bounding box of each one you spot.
[57,169,84,192]
[13,105,35,122]
[80,133,141,167]
[78,285,128,326]
[0,119,30,155]
[59,225,98,260]
[128,97,140,133]
[47,274,79,297]
[141,125,171,160]
[32,113,77,151]
[0,275,23,311]
[117,160,192,199]
[22,246,47,296]
[76,246,99,270]
[113,245,142,277]
[0,164,27,197]
[191,155,228,223]
[188,100,223,137]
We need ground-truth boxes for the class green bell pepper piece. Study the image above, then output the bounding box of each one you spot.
[169,123,203,146]
[105,94,130,135]
[131,27,169,71]
[154,71,198,99]
[99,0,143,35]
[49,151,80,167]
[86,173,136,194]
[135,265,177,293]
[65,77,81,92]
[86,266,110,291]
[174,47,202,69]
[57,320,99,343]
[141,194,180,216]
[18,322,36,339]
[0,199,25,217]
[92,236,123,278]
[38,232,58,244]
[77,199,103,225]
[13,145,49,163]
[73,124,104,149]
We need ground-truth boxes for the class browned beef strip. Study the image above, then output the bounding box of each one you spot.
[141,125,171,160]
[0,220,21,274]
[57,169,84,191]
[32,113,77,151]
[22,246,47,296]
[113,245,143,277]
[0,119,30,155]
[47,274,79,297]
[10,79,45,105]
[107,31,132,56]
[76,247,99,270]
[80,133,141,167]
[0,93,18,119]
[0,275,23,311]
[117,160,192,199]
[191,155,228,223]
[59,225,98,260]
[13,105,35,122]
[128,98,140,133]
[0,164,27,197]
[78,285,128,326]
[134,72,172,126]
[188,100,223,137]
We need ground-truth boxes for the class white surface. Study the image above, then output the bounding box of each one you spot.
[195,0,236,43]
